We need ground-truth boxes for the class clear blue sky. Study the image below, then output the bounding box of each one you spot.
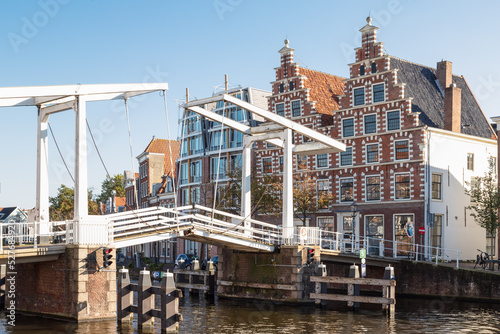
[1,1,499,209]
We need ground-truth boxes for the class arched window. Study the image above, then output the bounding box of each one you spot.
[289,81,294,91]
[279,83,284,93]
[360,65,365,76]
[371,62,377,73]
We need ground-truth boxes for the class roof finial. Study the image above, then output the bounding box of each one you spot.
[366,16,372,25]
[284,38,289,48]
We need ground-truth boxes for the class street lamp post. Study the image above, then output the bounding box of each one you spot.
[351,202,357,253]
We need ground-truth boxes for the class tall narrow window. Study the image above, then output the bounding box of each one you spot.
[432,215,443,256]
[364,114,377,134]
[340,147,353,166]
[373,84,384,103]
[279,83,284,93]
[387,110,400,131]
[371,62,377,73]
[291,100,301,117]
[395,140,409,160]
[262,157,272,174]
[276,103,285,116]
[317,180,329,209]
[297,155,307,170]
[432,173,442,200]
[360,65,365,76]
[317,154,328,168]
[489,157,497,174]
[366,176,381,201]
[366,144,379,163]
[395,173,410,199]
[289,81,294,91]
[342,118,354,137]
[340,178,354,202]
[354,87,365,106]
[467,153,474,171]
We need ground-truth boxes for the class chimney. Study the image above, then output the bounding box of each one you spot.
[444,83,461,132]
[436,60,452,91]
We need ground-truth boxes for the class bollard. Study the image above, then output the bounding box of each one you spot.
[383,265,396,314]
[348,264,360,310]
[192,259,200,271]
[117,268,133,323]
[137,269,154,328]
[207,260,215,271]
[315,263,327,307]
[162,272,182,333]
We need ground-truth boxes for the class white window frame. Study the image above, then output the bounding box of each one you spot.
[276,102,285,117]
[291,99,302,117]
[372,83,385,103]
[316,154,328,169]
[394,172,411,200]
[342,117,355,138]
[339,177,354,203]
[353,87,365,106]
[363,114,377,134]
[340,147,353,166]
[262,157,273,174]
[366,143,379,164]
[386,110,401,131]
[365,175,381,202]
[394,139,410,161]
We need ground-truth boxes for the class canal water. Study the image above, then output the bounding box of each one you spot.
[1,294,499,333]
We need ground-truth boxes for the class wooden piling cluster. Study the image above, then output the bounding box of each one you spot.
[310,265,396,314]
[118,268,183,332]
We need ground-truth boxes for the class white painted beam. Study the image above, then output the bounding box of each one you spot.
[294,142,342,156]
[223,94,346,152]
[187,106,284,148]
[36,107,50,238]
[74,96,88,236]
[0,83,169,107]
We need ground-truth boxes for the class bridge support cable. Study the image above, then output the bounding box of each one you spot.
[162,89,179,222]
[124,98,139,211]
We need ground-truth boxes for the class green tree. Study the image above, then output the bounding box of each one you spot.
[294,170,333,225]
[466,169,500,259]
[97,174,125,205]
[204,168,282,219]
[49,185,101,220]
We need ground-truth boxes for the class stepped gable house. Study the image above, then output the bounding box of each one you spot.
[256,17,496,260]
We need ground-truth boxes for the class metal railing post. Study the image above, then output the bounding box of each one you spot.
[456,250,459,268]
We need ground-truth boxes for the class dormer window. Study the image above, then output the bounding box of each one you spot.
[371,62,377,73]
[360,65,365,76]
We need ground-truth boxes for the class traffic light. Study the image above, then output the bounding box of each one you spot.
[307,248,315,264]
[102,247,113,269]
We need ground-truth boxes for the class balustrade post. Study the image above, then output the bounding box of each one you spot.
[137,269,154,328]
[117,268,133,323]
[162,272,182,332]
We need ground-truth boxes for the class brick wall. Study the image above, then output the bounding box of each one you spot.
[14,245,116,320]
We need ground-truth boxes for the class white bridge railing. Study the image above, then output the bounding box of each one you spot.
[0,208,462,267]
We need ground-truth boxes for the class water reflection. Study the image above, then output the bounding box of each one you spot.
[1,293,500,333]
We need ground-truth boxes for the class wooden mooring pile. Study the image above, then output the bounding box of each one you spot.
[117,268,183,332]
[173,261,216,296]
[310,264,396,313]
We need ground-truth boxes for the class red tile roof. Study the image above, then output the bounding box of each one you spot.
[115,197,127,207]
[300,68,345,115]
[144,138,181,177]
